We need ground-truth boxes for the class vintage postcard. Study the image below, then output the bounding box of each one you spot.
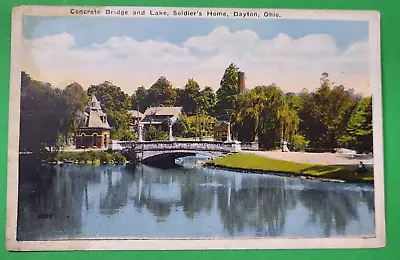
[6,5,385,251]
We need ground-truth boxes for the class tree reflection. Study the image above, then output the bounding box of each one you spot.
[178,169,216,219]
[17,164,100,240]
[216,176,297,236]
[299,183,373,237]
[99,167,132,215]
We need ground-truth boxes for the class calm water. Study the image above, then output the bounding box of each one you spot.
[17,156,375,241]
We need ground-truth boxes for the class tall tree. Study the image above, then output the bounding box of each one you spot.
[131,86,147,112]
[277,101,300,145]
[215,63,240,121]
[63,82,89,135]
[143,76,177,108]
[181,78,201,115]
[299,83,356,149]
[174,88,185,108]
[233,85,289,149]
[338,96,373,153]
[199,86,217,115]
[20,72,72,153]
[87,81,131,111]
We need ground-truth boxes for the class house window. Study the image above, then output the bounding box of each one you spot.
[93,133,98,147]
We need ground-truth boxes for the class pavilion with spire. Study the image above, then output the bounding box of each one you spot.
[74,94,111,149]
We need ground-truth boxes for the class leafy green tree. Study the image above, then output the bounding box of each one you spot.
[20,71,72,153]
[112,128,136,141]
[186,113,217,138]
[63,82,88,111]
[63,82,89,136]
[256,86,286,149]
[144,125,168,141]
[174,88,185,107]
[199,86,217,115]
[234,85,290,149]
[172,115,189,137]
[143,76,177,108]
[215,63,240,121]
[87,81,131,111]
[180,78,201,115]
[291,134,309,151]
[285,92,303,113]
[338,96,373,153]
[131,86,147,112]
[277,100,300,145]
[299,84,356,149]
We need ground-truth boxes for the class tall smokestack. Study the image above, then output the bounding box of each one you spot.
[237,71,246,94]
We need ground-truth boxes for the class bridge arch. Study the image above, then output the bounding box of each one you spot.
[112,140,241,167]
[140,150,224,168]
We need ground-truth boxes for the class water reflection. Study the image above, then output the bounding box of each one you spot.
[17,156,375,240]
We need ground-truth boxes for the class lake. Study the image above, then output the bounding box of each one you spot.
[17,156,375,240]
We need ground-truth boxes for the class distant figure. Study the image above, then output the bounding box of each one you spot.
[359,161,366,169]
[282,140,290,152]
[356,161,367,175]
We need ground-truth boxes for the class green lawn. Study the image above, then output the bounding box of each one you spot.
[206,153,373,183]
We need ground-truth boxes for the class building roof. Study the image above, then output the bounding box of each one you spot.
[80,94,111,129]
[215,120,230,126]
[128,110,144,118]
[87,110,111,129]
[143,106,182,117]
[90,94,102,110]
[140,106,182,125]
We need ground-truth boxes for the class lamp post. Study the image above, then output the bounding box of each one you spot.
[137,123,143,142]
[226,122,232,142]
[168,118,173,141]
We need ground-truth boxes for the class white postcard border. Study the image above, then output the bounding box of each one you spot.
[6,5,386,251]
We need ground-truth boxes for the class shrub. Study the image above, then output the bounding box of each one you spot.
[112,152,126,163]
[100,152,114,163]
[185,130,196,138]
[80,151,91,163]
[292,134,309,152]
[144,125,168,141]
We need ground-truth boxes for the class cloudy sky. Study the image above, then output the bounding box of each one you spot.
[22,16,370,95]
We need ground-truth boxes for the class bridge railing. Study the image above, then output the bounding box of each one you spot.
[111,140,241,153]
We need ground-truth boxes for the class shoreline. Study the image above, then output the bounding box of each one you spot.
[205,153,374,185]
[204,163,374,185]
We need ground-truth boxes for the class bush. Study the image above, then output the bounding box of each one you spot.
[80,151,92,163]
[49,151,128,164]
[113,128,136,141]
[185,130,196,138]
[100,152,114,163]
[172,117,189,137]
[291,134,309,152]
[144,125,168,141]
[113,152,126,163]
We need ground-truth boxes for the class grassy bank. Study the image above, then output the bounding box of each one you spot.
[43,151,127,165]
[206,153,373,183]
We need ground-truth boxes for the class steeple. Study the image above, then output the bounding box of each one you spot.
[90,94,102,110]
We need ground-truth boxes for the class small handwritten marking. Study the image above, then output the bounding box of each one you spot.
[37,214,53,219]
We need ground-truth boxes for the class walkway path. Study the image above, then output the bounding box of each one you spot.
[243,150,374,168]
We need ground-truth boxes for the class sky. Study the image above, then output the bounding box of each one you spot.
[22,16,371,95]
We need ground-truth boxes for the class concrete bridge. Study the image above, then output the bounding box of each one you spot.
[110,140,241,166]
